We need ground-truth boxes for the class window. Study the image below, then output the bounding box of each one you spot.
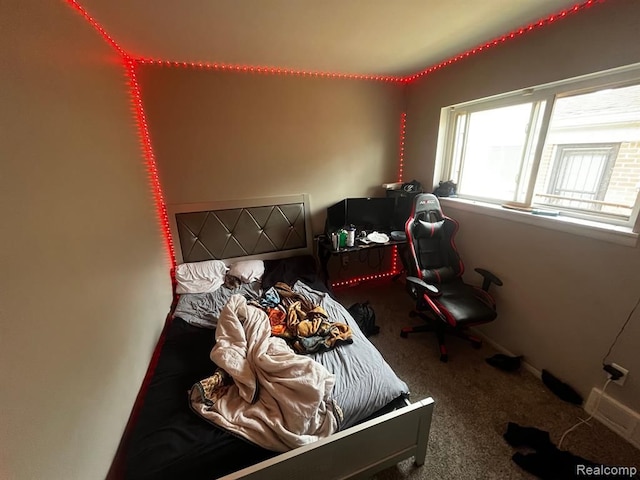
[439,64,640,229]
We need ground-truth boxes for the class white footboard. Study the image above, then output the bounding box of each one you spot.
[220,397,434,480]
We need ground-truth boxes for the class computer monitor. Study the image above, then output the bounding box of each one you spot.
[325,197,395,233]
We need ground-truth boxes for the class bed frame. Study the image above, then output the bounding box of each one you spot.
[164,194,435,479]
[221,397,434,480]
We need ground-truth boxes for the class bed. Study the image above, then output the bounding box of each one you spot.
[117,194,434,480]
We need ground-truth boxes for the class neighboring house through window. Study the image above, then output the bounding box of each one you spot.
[543,143,620,212]
[437,63,640,230]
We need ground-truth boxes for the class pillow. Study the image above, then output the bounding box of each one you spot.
[175,260,228,294]
[227,260,265,283]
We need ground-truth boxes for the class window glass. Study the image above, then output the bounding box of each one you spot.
[534,84,640,220]
[458,103,533,202]
[440,66,640,229]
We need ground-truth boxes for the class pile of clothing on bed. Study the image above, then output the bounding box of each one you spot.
[250,281,352,354]
[172,258,357,452]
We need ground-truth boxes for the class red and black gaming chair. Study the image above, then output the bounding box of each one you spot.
[400,193,502,362]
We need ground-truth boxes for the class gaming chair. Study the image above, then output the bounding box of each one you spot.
[400,193,503,362]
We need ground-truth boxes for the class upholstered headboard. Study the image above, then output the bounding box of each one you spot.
[167,194,313,264]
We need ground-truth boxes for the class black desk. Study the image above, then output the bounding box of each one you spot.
[317,235,407,285]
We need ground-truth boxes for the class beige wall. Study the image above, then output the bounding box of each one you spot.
[138,67,404,234]
[0,3,172,480]
[405,0,640,411]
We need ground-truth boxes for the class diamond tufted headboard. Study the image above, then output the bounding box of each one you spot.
[167,194,313,264]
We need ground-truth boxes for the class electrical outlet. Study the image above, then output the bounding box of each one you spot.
[611,363,629,386]
[341,255,349,267]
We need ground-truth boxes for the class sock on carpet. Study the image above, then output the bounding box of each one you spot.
[485,354,522,372]
[541,369,583,405]
[506,423,621,480]
[503,422,554,451]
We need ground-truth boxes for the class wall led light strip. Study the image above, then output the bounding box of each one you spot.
[64,0,605,285]
[64,0,126,57]
[390,111,408,276]
[397,112,407,183]
[124,58,177,270]
[65,0,176,270]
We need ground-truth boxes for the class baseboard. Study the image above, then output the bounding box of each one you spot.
[586,388,640,450]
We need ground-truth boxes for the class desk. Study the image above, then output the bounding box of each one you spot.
[317,235,407,285]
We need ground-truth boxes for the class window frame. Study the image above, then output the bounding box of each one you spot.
[437,62,640,232]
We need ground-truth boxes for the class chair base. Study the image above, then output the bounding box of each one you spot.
[400,311,483,362]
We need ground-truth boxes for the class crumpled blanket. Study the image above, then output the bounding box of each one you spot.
[190,294,341,452]
[253,282,353,354]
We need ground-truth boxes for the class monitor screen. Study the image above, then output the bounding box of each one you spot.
[345,197,395,232]
[326,197,397,234]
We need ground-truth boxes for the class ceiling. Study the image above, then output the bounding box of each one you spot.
[78,0,583,77]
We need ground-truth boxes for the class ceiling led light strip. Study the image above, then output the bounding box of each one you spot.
[65,0,605,84]
[136,0,603,84]
[136,58,403,83]
[402,0,602,83]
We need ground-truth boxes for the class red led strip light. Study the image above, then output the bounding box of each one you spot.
[332,271,397,288]
[137,58,403,83]
[332,110,406,288]
[64,0,605,284]
[397,112,406,183]
[135,0,601,85]
[65,0,605,85]
[64,0,126,57]
[64,0,176,269]
[402,0,602,83]
[390,111,407,275]
[125,57,177,270]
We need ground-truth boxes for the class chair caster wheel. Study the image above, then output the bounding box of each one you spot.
[440,354,448,363]
[471,340,482,349]
[400,330,409,338]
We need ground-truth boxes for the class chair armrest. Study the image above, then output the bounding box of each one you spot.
[406,276,440,295]
[474,268,503,291]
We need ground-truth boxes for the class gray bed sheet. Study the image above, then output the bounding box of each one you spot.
[293,282,409,429]
[173,280,409,430]
[173,282,261,328]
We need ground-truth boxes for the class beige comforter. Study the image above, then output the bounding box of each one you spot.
[190,294,340,452]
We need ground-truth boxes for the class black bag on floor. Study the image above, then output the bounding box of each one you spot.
[347,301,380,337]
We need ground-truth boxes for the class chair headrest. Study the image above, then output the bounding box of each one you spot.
[411,193,444,221]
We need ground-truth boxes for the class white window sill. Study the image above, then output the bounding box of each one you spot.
[438,197,639,247]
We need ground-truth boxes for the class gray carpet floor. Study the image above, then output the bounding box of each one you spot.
[333,279,640,480]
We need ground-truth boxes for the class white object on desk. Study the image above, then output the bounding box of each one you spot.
[367,232,390,244]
